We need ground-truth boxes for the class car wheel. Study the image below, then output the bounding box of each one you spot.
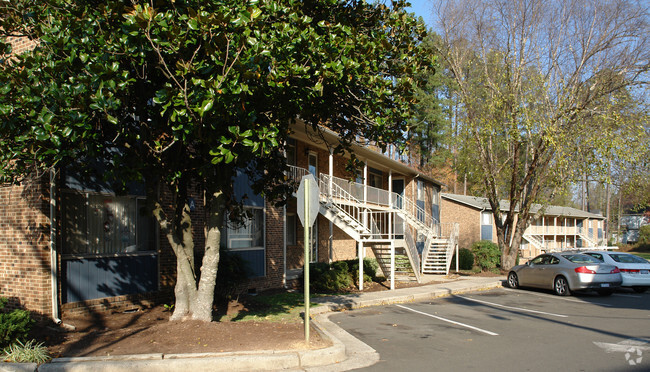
[507,272,519,289]
[554,276,571,296]
[597,289,614,296]
[632,287,647,294]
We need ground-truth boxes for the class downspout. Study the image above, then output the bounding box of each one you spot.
[283,205,287,288]
[49,168,62,325]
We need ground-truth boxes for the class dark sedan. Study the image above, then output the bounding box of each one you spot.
[507,252,622,296]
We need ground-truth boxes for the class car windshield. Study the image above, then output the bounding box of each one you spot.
[608,254,648,264]
[561,254,601,264]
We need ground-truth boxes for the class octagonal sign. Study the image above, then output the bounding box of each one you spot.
[297,174,319,227]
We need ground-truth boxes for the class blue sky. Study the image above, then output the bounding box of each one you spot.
[405,0,435,26]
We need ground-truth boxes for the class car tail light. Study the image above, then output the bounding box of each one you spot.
[610,267,620,274]
[575,266,596,274]
[619,269,640,273]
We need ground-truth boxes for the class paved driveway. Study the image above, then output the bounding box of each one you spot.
[331,288,650,371]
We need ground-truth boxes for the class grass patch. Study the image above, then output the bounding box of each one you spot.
[223,292,321,323]
[632,252,650,261]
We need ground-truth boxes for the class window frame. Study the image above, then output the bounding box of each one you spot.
[61,189,157,259]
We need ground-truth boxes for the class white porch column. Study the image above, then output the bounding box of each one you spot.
[363,161,368,203]
[363,160,368,230]
[388,170,393,237]
[328,150,333,198]
[390,241,395,290]
[554,216,557,250]
[358,242,364,291]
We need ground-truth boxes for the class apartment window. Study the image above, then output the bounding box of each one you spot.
[286,213,297,245]
[417,180,425,200]
[416,180,425,222]
[227,207,264,250]
[62,191,156,256]
[481,211,493,240]
[368,168,383,188]
[286,138,296,166]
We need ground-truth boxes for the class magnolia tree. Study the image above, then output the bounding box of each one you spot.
[0,0,431,321]
[434,0,649,269]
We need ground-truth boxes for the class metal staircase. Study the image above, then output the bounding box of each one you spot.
[288,165,458,283]
[523,232,544,251]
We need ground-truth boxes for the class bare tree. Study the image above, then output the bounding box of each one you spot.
[434,0,649,268]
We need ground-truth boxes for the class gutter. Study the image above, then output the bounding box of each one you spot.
[49,168,62,325]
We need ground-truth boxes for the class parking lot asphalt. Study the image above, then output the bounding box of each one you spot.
[331,287,650,371]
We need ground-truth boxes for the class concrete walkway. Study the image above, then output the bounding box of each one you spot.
[5,276,504,372]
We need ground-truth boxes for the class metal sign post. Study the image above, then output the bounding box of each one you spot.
[296,174,318,343]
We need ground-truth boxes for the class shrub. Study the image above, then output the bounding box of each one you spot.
[344,258,379,284]
[451,248,474,270]
[0,298,34,349]
[309,261,353,293]
[638,225,650,247]
[471,240,501,271]
[1,339,51,364]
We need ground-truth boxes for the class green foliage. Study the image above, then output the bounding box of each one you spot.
[344,258,379,284]
[452,248,474,270]
[638,225,650,246]
[0,0,430,319]
[1,339,51,364]
[470,240,501,271]
[309,261,353,293]
[0,298,34,349]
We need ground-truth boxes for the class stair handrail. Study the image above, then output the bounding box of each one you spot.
[404,228,421,282]
[392,193,437,232]
[443,223,460,275]
[319,174,372,236]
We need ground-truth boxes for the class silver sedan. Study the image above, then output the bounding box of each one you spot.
[507,252,623,296]
[582,251,650,293]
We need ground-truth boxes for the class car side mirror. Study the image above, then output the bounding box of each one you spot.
[525,261,531,266]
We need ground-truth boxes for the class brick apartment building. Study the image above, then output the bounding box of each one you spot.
[1,118,452,320]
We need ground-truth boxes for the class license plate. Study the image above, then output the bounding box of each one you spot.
[642,270,649,275]
[601,283,610,288]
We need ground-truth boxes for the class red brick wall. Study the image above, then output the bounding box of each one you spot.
[0,176,53,317]
[440,197,481,249]
[5,36,38,56]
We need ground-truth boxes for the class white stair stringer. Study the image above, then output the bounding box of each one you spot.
[318,203,368,241]
[523,233,544,251]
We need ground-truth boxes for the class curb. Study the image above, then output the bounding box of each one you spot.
[7,278,504,372]
[311,278,505,314]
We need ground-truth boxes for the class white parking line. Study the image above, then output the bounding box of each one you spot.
[501,287,613,307]
[395,304,499,336]
[456,295,568,318]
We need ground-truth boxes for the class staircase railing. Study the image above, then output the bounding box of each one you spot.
[285,165,311,185]
[404,228,421,282]
[444,223,460,275]
[393,194,437,232]
[523,232,544,250]
[319,174,367,234]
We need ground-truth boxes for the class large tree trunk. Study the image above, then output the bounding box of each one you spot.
[152,189,226,322]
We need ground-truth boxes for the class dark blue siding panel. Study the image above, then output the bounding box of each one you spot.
[231,250,265,278]
[416,200,425,222]
[63,254,157,303]
[481,225,493,241]
[432,204,440,222]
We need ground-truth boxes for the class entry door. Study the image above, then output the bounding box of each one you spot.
[308,152,318,178]
[392,179,404,208]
